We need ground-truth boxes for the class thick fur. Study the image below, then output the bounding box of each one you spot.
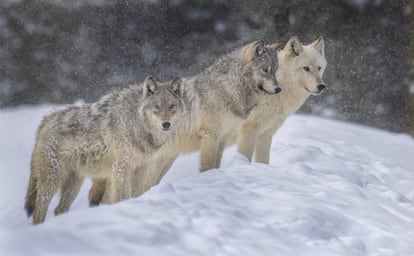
[135,40,280,173]
[24,76,188,224]
[187,40,280,172]
[88,40,281,205]
[236,36,327,163]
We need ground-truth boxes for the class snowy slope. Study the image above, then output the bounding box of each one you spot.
[0,105,413,256]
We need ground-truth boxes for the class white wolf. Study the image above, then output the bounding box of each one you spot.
[237,36,327,163]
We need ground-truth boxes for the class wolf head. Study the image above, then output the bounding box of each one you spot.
[242,40,282,94]
[142,76,186,132]
[277,36,327,96]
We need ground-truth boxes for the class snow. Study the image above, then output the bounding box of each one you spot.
[0,104,413,256]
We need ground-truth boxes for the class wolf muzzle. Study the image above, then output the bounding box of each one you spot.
[162,121,171,131]
[317,84,326,94]
[258,83,282,94]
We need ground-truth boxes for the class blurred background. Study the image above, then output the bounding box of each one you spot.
[0,0,413,134]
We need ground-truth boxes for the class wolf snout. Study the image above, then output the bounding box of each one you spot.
[259,81,282,94]
[162,121,171,131]
[307,84,326,96]
[317,84,326,94]
[274,87,282,94]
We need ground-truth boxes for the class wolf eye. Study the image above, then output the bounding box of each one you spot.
[169,104,176,110]
[262,66,272,74]
[303,66,310,72]
[154,104,160,110]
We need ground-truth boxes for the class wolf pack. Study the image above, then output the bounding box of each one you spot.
[24,36,327,224]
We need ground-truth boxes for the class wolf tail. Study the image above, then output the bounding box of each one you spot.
[24,171,38,217]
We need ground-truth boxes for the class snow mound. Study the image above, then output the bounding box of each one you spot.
[0,105,413,256]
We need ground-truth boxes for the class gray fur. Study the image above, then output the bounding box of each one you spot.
[25,77,187,224]
[187,40,280,171]
[87,40,281,206]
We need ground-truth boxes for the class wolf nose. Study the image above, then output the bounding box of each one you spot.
[317,84,326,92]
[274,87,282,94]
[162,121,171,130]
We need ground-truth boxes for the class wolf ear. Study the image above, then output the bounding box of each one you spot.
[266,43,282,58]
[266,43,281,53]
[284,36,302,57]
[311,36,325,57]
[243,40,265,63]
[143,76,157,97]
[254,40,266,58]
[170,77,184,97]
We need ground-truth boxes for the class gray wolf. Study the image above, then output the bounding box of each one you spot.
[186,39,281,172]
[237,36,327,163]
[88,40,281,205]
[24,76,187,224]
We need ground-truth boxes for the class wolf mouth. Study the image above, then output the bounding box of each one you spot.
[258,84,265,92]
[258,84,281,94]
[305,87,322,96]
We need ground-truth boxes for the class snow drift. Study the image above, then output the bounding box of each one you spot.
[0,105,413,256]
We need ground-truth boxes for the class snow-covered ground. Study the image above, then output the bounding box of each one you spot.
[0,105,413,256]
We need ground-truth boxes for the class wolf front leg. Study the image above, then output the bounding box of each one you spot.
[130,154,179,197]
[129,162,155,198]
[237,120,260,162]
[199,130,225,172]
[111,160,131,203]
[253,128,276,164]
[152,154,179,185]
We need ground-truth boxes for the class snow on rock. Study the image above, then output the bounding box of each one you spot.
[0,105,413,256]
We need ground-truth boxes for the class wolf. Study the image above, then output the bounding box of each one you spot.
[24,76,187,224]
[87,40,281,205]
[237,36,327,163]
[186,39,281,172]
